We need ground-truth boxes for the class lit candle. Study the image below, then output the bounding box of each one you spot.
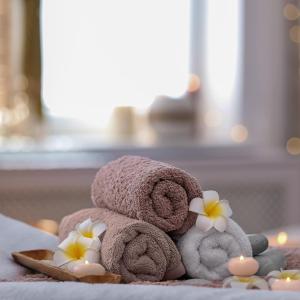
[272,277,300,291]
[228,256,259,276]
[71,261,106,277]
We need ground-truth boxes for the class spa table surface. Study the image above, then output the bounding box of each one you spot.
[0,213,300,300]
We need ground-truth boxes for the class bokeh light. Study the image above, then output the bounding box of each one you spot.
[283,3,299,21]
[286,137,300,155]
[35,219,58,235]
[230,124,248,143]
[289,25,300,43]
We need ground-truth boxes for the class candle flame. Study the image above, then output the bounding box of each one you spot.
[277,232,288,245]
[239,255,245,261]
[286,277,291,282]
[85,260,89,265]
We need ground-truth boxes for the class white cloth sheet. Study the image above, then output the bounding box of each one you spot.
[0,213,299,299]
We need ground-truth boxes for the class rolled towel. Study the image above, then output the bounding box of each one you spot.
[255,248,287,276]
[91,155,202,235]
[59,208,185,283]
[248,234,269,256]
[177,219,252,280]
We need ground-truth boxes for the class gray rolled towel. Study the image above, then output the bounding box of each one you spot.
[255,248,287,276]
[248,234,269,256]
[177,219,252,280]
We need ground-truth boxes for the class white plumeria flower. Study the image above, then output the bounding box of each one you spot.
[266,269,300,285]
[53,231,101,268]
[223,276,269,290]
[189,191,232,232]
[75,218,107,241]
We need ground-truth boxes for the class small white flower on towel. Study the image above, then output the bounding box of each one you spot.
[189,190,232,232]
[76,218,107,241]
[53,231,101,268]
[266,269,300,285]
[223,276,269,290]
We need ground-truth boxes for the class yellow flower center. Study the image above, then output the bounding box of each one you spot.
[236,277,255,283]
[279,272,300,280]
[204,200,223,219]
[65,242,87,260]
[81,230,93,238]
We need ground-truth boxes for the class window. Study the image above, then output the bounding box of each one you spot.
[42,0,190,129]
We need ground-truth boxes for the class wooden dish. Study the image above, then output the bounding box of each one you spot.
[12,249,121,284]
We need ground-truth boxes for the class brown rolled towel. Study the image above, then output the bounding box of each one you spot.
[59,208,186,283]
[91,155,202,235]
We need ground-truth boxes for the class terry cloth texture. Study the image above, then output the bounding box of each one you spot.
[59,208,186,283]
[177,219,252,281]
[91,155,202,235]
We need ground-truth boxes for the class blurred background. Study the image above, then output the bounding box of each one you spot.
[0,0,300,241]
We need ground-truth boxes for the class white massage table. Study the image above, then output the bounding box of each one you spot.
[0,214,299,300]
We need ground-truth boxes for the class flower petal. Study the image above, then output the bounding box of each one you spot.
[252,278,269,290]
[189,197,205,214]
[77,235,100,250]
[77,218,93,234]
[84,249,100,264]
[267,270,281,278]
[230,280,249,289]
[203,191,219,201]
[53,249,73,267]
[195,215,213,232]
[58,231,80,251]
[220,200,232,217]
[92,222,107,237]
[214,216,227,232]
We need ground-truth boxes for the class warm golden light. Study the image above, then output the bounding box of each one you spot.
[239,255,245,261]
[85,260,89,265]
[287,137,300,155]
[277,232,288,245]
[204,110,222,127]
[230,124,248,143]
[283,3,299,21]
[188,74,201,93]
[35,219,58,235]
[286,277,291,283]
[289,25,300,43]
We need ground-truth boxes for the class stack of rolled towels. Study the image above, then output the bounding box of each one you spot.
[59,155,286,283]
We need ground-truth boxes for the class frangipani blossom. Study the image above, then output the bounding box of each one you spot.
[53,231,100,268]
[266,269,300,285]
[223,276,269,290]
[189,190,232,232]
[76,218,107,241]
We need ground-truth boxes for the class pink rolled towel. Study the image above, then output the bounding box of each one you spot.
[91,155,202,235]
[59,208,186,283]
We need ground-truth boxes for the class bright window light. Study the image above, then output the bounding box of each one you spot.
[204,0,242,130]
[41,0,190,128]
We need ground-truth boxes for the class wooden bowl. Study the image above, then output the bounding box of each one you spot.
[12,249,121,284]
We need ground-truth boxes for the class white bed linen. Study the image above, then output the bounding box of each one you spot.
[0,213,299,299]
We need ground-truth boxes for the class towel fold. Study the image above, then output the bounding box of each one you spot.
[177,219,252,280]
[91,155,202,235]
[59,208,185,283]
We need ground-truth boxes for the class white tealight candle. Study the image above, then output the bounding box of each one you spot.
[272,277,300,291]
[71,261,106,277]
[228,256,259,277]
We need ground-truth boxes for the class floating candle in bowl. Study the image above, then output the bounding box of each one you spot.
[228,256,259,276]
[267,269,300,291]
[71,261,106,277]
[272,277,300,291]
